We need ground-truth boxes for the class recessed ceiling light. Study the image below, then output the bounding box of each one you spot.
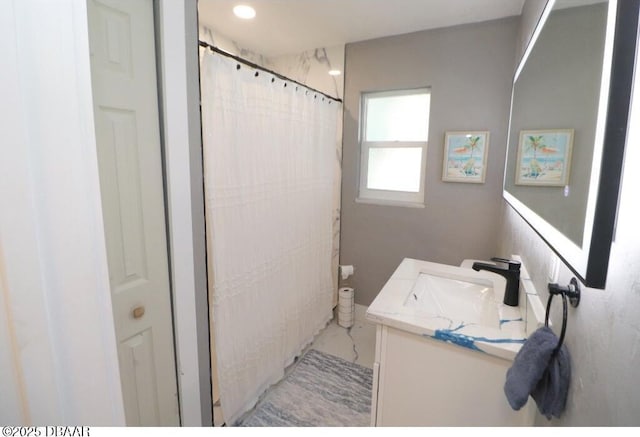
[328,70,341,76]
[233,5,256,20]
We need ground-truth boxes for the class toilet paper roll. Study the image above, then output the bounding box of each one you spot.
[340,265,354,280]
[338,311,353,327]
[338,289,354,307]
[338,314,353,325]
[338,300,354,310]
[339,287,354,298]
[338,318,353,328]
[339,294,353,301]
[339,305,354,314]
[338,287,355,328]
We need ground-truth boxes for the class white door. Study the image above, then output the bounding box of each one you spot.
[87,0,180,426]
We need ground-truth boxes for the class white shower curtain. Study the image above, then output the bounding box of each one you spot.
[200,50,340,425]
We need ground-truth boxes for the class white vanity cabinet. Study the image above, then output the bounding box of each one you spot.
[370,324,534,426]
[366,258,536,426]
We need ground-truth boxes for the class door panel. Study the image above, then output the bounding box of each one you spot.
[119,330,160,426]
[97,107,147,291]
[88,0,179,426]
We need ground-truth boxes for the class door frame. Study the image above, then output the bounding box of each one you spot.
[154,0,212,427]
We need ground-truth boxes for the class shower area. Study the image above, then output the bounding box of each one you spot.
[197,20,345,424]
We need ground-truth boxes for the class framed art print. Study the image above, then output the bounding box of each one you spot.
[515,129,574,186]
[442,131,490,183]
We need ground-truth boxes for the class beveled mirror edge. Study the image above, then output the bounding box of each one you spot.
[503,0,640,289]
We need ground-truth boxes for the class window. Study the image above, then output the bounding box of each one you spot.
[358,89,430,206]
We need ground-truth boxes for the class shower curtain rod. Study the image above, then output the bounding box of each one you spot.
[198,40,342,103]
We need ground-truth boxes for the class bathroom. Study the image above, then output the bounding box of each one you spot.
[2,0,640,428]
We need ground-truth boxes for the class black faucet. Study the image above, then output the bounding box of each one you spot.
[472,257,521,306]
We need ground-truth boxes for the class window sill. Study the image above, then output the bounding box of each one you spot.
[355,197,425,208]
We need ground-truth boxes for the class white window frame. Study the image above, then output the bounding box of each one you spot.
[357,88,429,207]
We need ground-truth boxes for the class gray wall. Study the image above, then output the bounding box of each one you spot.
[340,18,518,305]
[517,0,549,61]
[498,0,640,425]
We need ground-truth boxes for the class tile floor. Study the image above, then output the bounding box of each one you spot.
[214,303,376,426]
[308,303,376,369]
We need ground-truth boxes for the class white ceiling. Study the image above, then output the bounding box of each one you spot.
[198,0,526,57]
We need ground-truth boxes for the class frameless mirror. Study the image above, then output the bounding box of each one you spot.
[503,0,639,288]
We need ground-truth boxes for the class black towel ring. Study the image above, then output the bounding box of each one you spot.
[545,278,581,356]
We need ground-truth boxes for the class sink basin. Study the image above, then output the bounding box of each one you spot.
[404,270,500,329]
[366,258,527,361]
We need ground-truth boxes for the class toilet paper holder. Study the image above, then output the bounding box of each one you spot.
[340,265,354,280]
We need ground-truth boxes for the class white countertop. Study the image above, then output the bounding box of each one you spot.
[366,258,528,361]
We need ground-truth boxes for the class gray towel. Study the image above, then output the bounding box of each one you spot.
[504,326,571,419]
[531,343,571,419]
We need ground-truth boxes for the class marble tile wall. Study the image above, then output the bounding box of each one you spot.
[270,46,345,99]
[198,25,274,68]
[198,25,345,303]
